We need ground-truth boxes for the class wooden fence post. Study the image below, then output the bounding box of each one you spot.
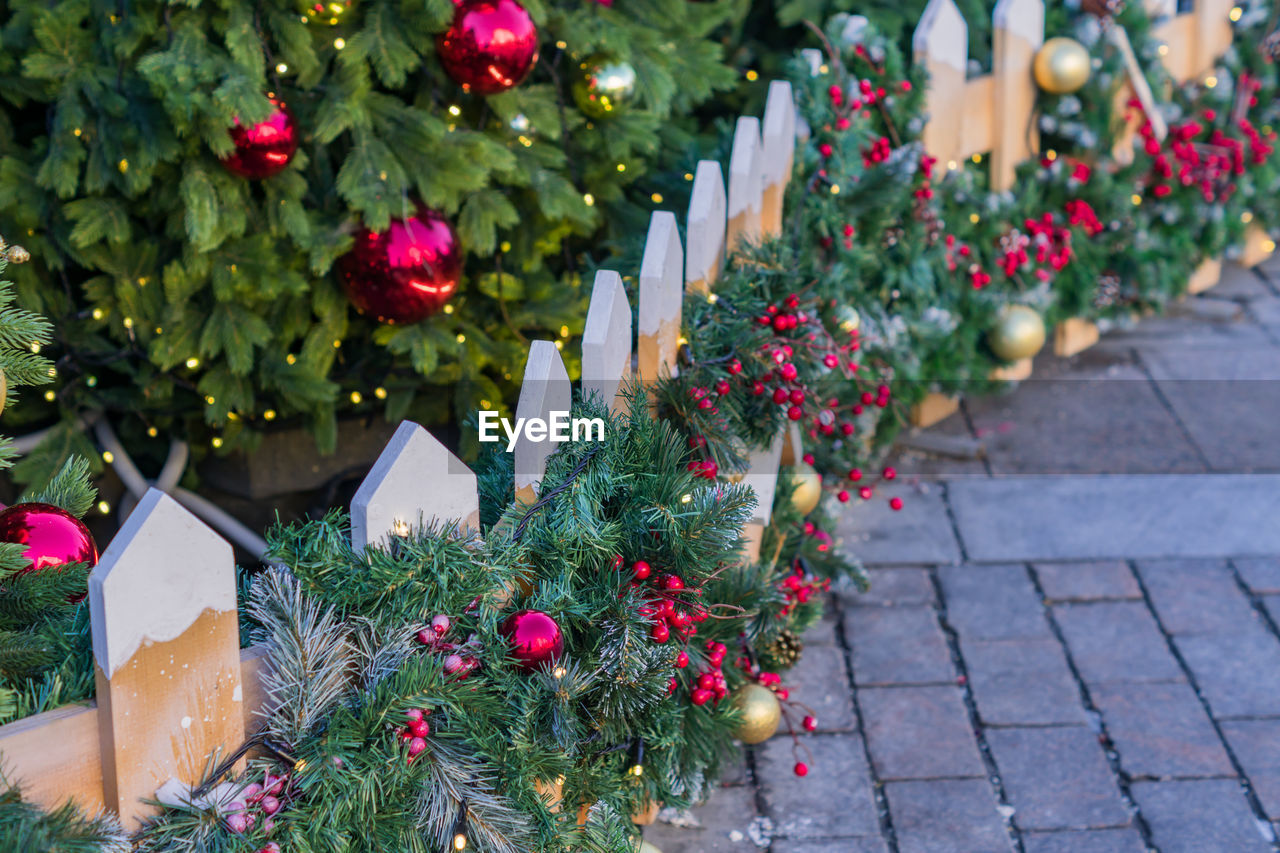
[761,81,797,239]
[740,432,785,562]
[913,0,968,173]
[638,211,684,400]
[513,340,572,504]
[351,420,480,551]
[990,0,1043,192]
[88,488,241,828]
[581,269,632,412]
[686,160,727,294]
[727,117,764,253]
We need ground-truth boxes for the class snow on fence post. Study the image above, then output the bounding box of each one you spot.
[350,420,480,551]
[638,211,684,404]
[686,160,727,294]
[761,81,797,238]
[513,340,572,504]
[581,269,632,412]
[913,0,968,174]
[88,488,242,828]
[991,0,1044,192]
[727,116,764,253]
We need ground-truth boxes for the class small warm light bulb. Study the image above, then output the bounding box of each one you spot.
[334,37,346,49]
[286,354,298,365]
[264,409,277,421]
[971,153,982,164]
[92,308,104,320]
[559,325,570,338]
[553,665,567,678]
[392,518,410,537]
[147,426,159,437]
[1046,149,1058,161]
[98,500,111,515]
[1131,194,1142,206]
[554,340,564,351]
[1230,6,1242,21]
[444,304,455,314]
[745,69,759,81]
[350,391,363,404]
[681,494,692,504]
[276,63,288,74]
[186,357,200,369]
[375,387,388,400]
[117,158,129,173]
[616,163,626,172]
[102,451,115,463]
[651,192,663,204]
[830,184,840,194]
[449,105,461,117]
[43,390,55,401]
[212,437,224,449]
[333,339,342,348]
[630,763,644,777]
[453,834,467,851]
[969,213,980,224]
[123,317,134,329]
[684,172,694,182]
[1204,75,1217,89]
[1265,239,1277,253]
[1158,44,1169,56]
[583,193,595,206]
[708,293,719,304]
[205,395,216,405]
[456,333,467,344]
[1242,211,1254,224]
[29,342,39,353]
[947,160,958,171]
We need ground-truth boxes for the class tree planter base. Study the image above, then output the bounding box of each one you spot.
[1241,225,1275,269]
[1053,318,1099,358]
[1186,257,1222,294]
[909,393,960,429]
[989,357,1033,382]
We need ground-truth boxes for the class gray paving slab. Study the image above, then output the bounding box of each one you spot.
[960,637,1086,726]
[948,475,1280,562]
[1221,719,1280,820]
[1135,558,1261,635]
[859,686,985,781]
[1021,829,1146,853]
[1095,311,1273,349]
[1207,263,1273,299]
[1139,348,1280,471]
[756,735,880,840]
[1175,625,1280,719]
[783,645,857,732]
[641,786,760,853]
[846,606,954,686]
[800,605,840,647]
[938,564,1050,640]
[987,726,1129,830]
[1235,557,1280,595]
[1130,779,1273,853]
[844,568,936,608]
[965,350,1204,475]
[837,482,962,566]
[770,840,889,853]
[886,409,989,480]
[1052,601,1184,684]
[1250,294,1280,330]
[1033,561,1141,601]
[1091,681,1234,779]
[884,779,1014,853]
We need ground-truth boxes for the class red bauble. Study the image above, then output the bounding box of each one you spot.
[0,502,98,575]
[500,609,564,672]
[437,0,539,95]
[222,98,299,180]
[337,204,462,324]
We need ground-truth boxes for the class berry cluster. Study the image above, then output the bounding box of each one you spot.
[627,558,709,646]
[779,563,832,617]
[944,234,989,289]
[1065,199,1104,237]
[394,707,433,765]
[416,613,480,679]
[689,641,729,706]
[224,770,288,835]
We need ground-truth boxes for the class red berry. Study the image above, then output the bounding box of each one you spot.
[676,651,689,668]
[409,718,431,738]
[789,389,805,405]
[431,614,451,635]
[859,486,873,500]
[610,554,624,571]
[883,466,897,480]
[651,622,670,643]
[837,490,850,503]
[405,708,424,722]
[848,468,862,481]
[633,560,651,580]
[752,381,766,396]
[803,715,818,732]
[794,762,809,777]
[889,497,904,511]
[787,405,803,421]
[690,688,713,706]
[407,737,427,758]
[773,387,789,404]
[664,574,685,591]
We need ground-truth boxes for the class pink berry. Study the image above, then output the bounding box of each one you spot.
[260,795,281,816]
[417,629,434,645]
[405,708,424,723]
[408,737,427,757]
[444,654,465,673]
[241,782,263,802]
[431,614,451,635]
[794,762,809,777]
[226,813,248,834]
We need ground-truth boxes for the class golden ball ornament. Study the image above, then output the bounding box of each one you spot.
[786,463,822,516]
[297,0,356,25]
[572,55,637,119]
[730,683,782,745]
[1033,37,1091,94]
[988,305,1046,362]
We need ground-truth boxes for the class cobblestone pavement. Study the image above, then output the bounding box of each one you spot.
[645,258,1280,853]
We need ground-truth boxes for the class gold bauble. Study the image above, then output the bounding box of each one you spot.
[297,0,355,26]
[0,368,6,417]
[572,55,637,119]
[730,683,781,745]
[1033,37,1091,94]
[835,304,861,333]
[988,305,1046,362]
[785,463,822,516]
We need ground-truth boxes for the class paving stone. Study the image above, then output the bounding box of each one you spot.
[718,747,749,787]
[1098,313,1272,350]
[1235,557,1280,595]
[801,604,839,646]
[859,685,984,780]
[1131,779,1272,853]
[1221,719,1280,820]
[1053,601,1184,684]
[960,637,1086,726]
[836,482,962,566]
[783,645,857,732]
[1136,559,1260,635]
[757,735,879,839]
[846,606,953,686]
[1091,681,1234,779]
[886,408,989,480]
[641,787,760,853]
[885,779,1014,853]
[770,840,889,853]
[965,349,1204,475]
[1022,829,1146,853]
[1175,625,1280,718]
[845,568,936,608]
[1140,348,1280,472]
[938,564,1049,640]
[948,475,1280,562]
[1212,262,1273,299]
[1033,561,1141,601]
[986,726,1129,830]
[1264,596,1280,627]
[1250,294,1280,330]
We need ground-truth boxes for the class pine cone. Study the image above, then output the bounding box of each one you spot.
[761,628,804,670]
[1093,272,1121,308]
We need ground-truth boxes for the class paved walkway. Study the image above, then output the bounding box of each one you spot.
[646,256,1280,853]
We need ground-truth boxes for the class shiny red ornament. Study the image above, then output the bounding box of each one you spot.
[437,0,539,96]
[222,98,299,180]
[0,502,98,576]
[337,203,462,324]
[500,609,564,672]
